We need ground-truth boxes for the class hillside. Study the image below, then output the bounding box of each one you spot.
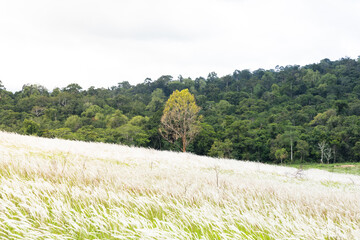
[0,131,359,239]
[2,57,360,163]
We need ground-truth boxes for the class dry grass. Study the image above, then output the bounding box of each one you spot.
[0,131,359,239]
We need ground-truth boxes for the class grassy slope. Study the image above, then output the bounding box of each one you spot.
[0,131,359,239]
[289,162,360,176]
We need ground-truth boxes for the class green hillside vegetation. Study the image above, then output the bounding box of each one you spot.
[2,57,360,163]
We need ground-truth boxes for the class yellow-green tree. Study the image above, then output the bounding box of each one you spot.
[275,148,287,164]
[160,89,201,152]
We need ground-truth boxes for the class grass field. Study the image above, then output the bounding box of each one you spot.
[289,162,360,176]
[0,131,359,239]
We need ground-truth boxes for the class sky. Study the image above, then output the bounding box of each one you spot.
[0,0,360,92]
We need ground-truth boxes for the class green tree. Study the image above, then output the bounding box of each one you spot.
[129,115,149,126]
[296,140,309,162]
[106,110,128,128]
[193,123,216,155]
[62,83,82,94]
[43,128,75,139]
[214,100,233,115]
[116,123,149,146]
[208,139,233,158]
[22,119,40,135]
[159,89,201,152]
[146,88,165,112]
[65,115,82,132]
[81,105,103,118]
[44,108,58,121]
[277,128,299,162]
[31,106,46,117]
[352,142,360,161]
[275,148,287,164]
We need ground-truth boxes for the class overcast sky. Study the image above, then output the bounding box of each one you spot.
[1,0,359,91]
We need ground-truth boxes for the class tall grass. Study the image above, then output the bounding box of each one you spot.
[0,131,359,239]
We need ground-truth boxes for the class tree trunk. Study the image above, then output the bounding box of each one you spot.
[182,137,186,152]
[318,142,326,164]
[320,149,323,164]
[290,137,293,162]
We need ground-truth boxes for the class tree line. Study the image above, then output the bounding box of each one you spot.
[1,57,360,163]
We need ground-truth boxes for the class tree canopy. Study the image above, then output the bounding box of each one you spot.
[1,57,360,163]
[159,89,201,152]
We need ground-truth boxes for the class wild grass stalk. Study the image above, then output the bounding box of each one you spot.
[0,131,359,239]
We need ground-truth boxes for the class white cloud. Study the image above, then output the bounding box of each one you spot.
[0,0,359,91]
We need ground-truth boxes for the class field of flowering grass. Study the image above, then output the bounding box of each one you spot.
[0,131,359,239]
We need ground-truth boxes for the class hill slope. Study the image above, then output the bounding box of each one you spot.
[0,131,359,239]
[2,57,360,163]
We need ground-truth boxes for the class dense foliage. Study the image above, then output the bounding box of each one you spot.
[1,57,360,163]
[160,89,201,152]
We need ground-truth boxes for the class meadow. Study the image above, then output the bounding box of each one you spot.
[288,162,360,176]
[0,131,359,239]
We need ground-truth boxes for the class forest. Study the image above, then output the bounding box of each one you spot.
[1,57,360,164]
